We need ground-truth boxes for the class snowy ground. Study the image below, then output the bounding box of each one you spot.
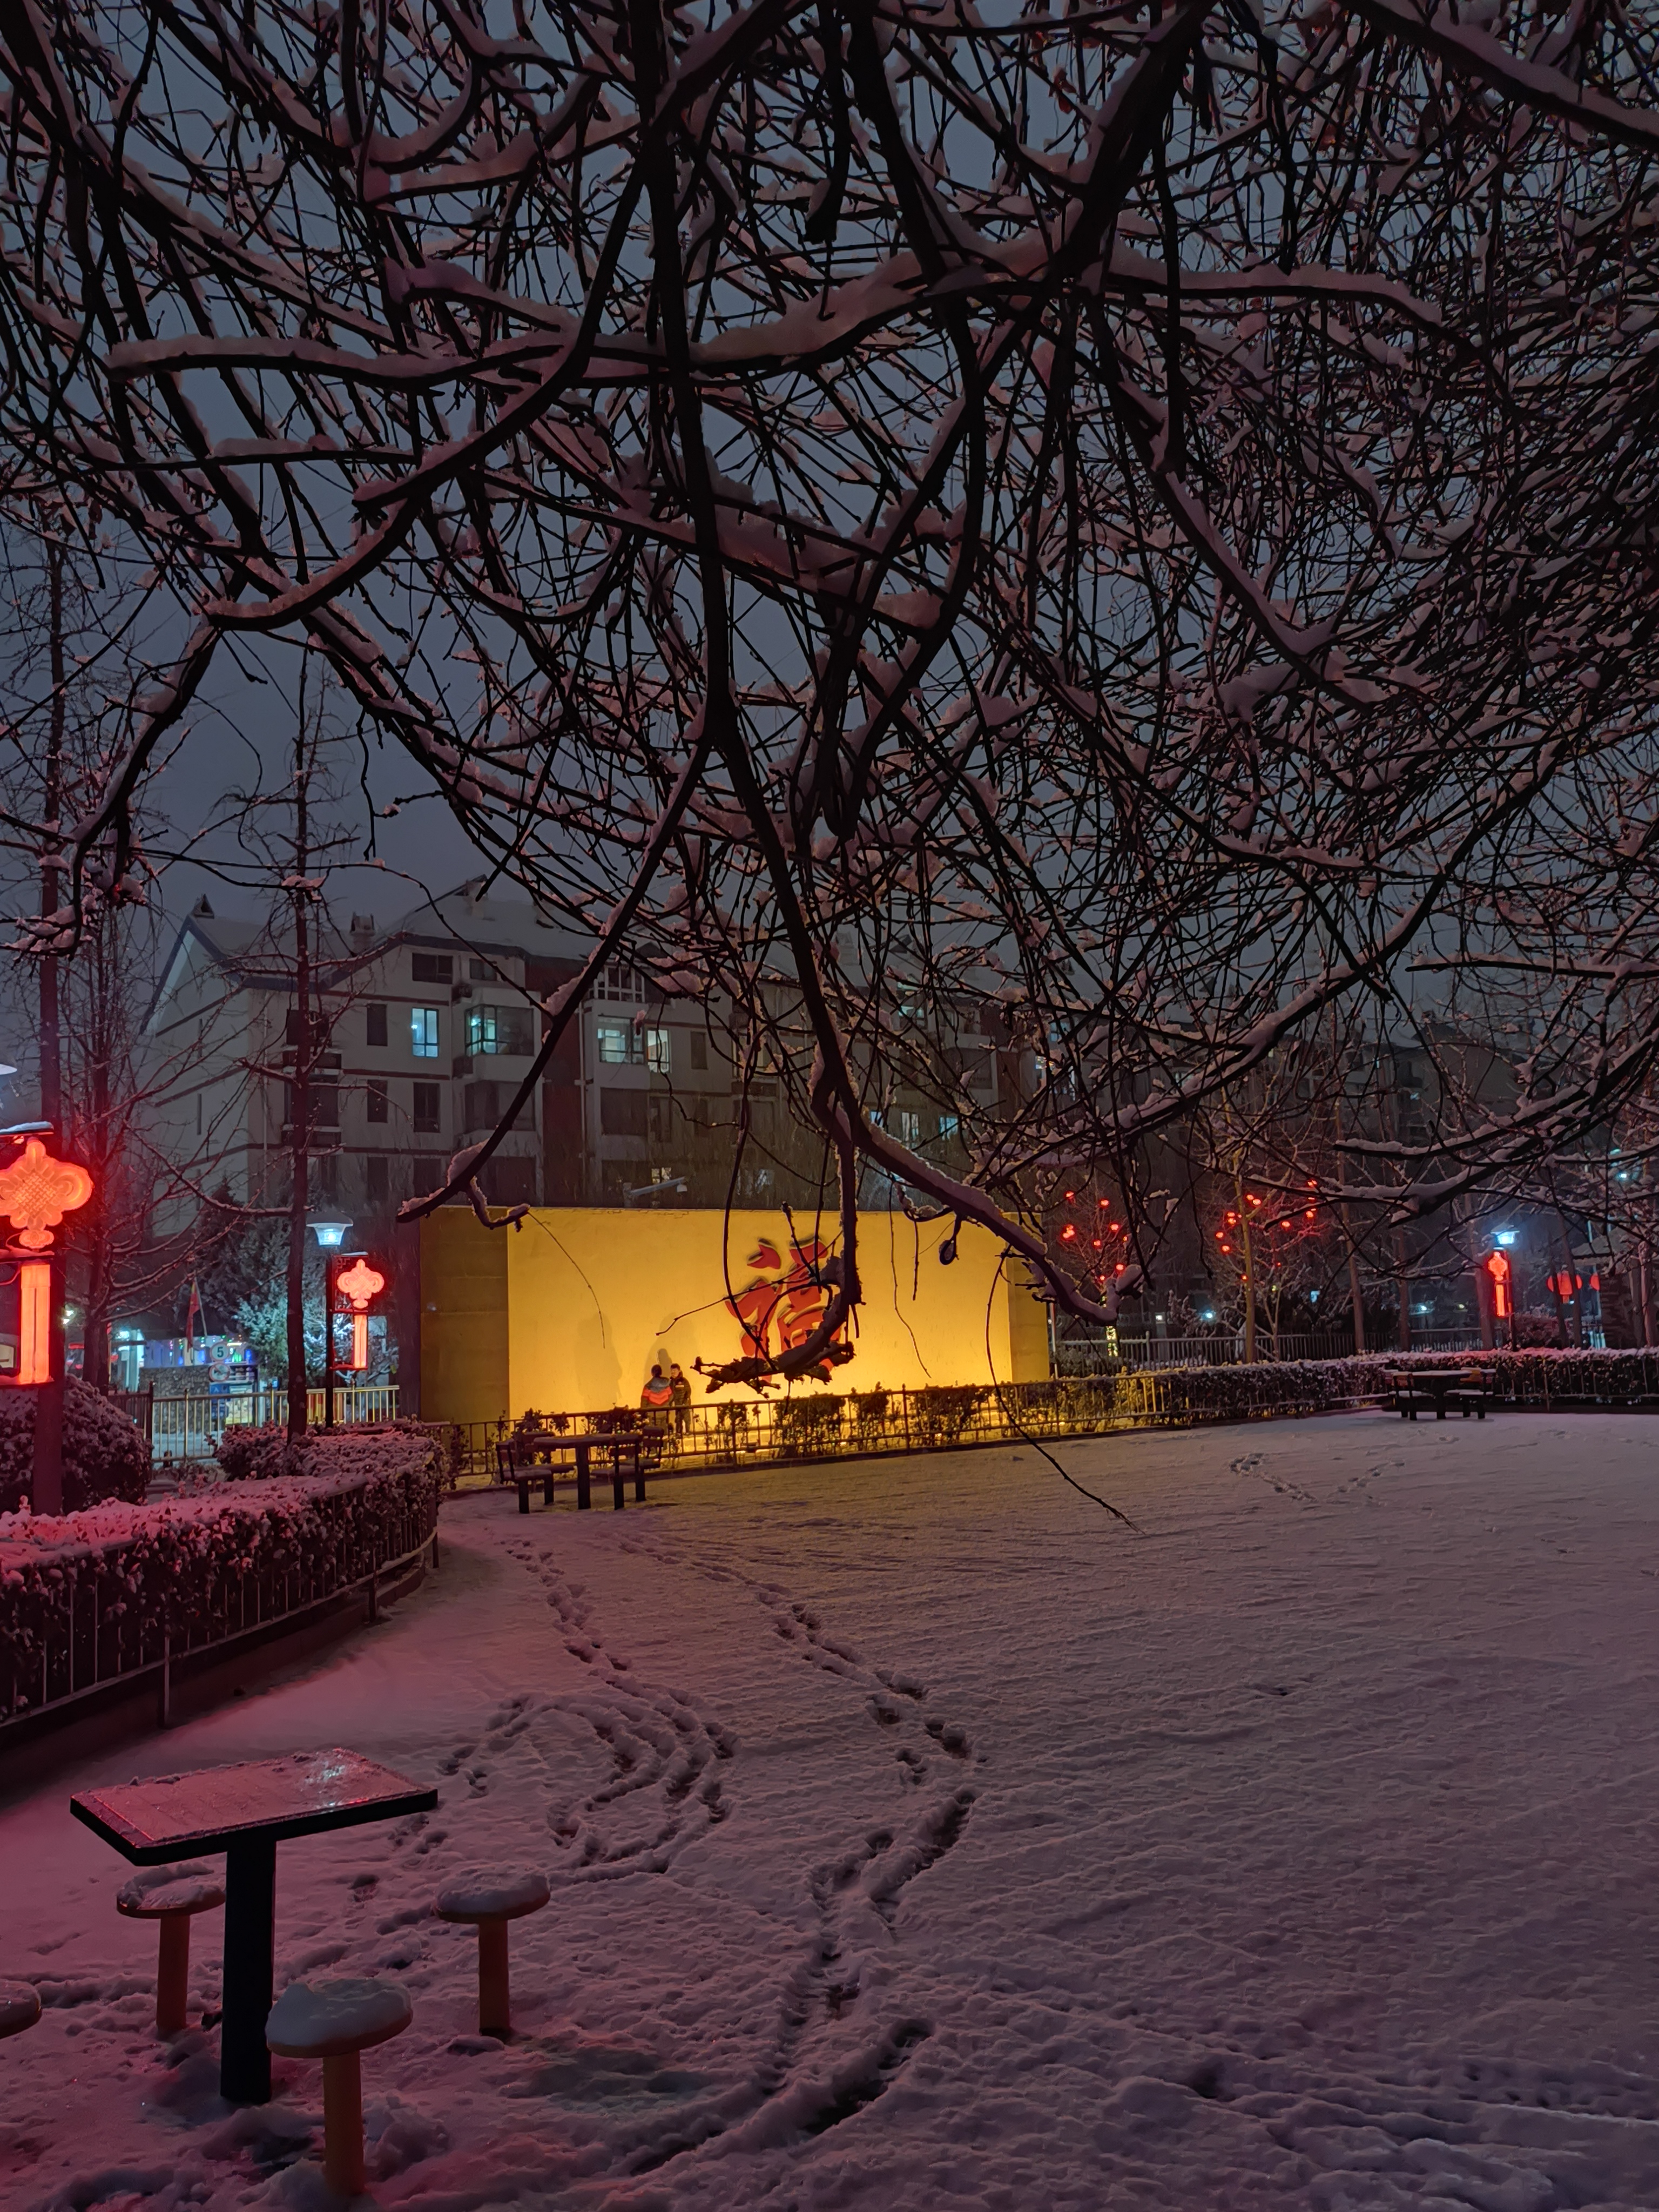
[4,1409,1659,2212]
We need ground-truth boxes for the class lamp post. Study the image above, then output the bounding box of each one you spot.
[308,1219,351,1432]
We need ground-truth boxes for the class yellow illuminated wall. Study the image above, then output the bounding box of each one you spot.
[420,1206,1052,1424]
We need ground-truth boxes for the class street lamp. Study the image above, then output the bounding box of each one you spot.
[309,1219,353,1430]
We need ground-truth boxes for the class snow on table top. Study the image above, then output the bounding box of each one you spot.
[73,1749,436,1858]
[6,1411,1659,2210]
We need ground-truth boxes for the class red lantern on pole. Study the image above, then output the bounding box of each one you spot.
[334,1257,386,1373]
[1483,1249,1512,1321]
[0,1134,93,1516]
[0,1137,93,1384]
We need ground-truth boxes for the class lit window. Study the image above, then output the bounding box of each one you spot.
[645,1027,671,1076]
[596,1024,637,1064]
[898,1109,921,1146]
[937,1113,960,1140]
[466,1003,534,1055]
[411,1007,440,1058]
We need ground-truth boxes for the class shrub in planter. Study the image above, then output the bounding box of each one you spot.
[909,1385,987,1447]
[214,1422,309,1481]
[773,1395,845,1456]
[0,1429,443,1716]
[0,1379,149,1514]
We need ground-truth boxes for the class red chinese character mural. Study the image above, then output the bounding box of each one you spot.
[726,1233,848,1383]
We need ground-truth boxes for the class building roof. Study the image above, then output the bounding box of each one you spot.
[147,880,596,1029]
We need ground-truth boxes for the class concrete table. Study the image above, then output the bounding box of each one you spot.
[72,1749,437,2104]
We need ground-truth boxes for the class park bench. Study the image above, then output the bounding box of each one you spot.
[495,1433,572,1511]
[1387,1366,1496,1420]
[496,1426,664,1512]
[1444,1367,1499,1419]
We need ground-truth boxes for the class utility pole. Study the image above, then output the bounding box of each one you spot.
[31,541,66,1513]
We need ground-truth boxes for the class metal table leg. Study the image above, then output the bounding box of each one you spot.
[576,1439,591,1511]
[220,1835,276,2103]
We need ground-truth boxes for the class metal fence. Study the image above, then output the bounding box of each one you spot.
[0,1462,437,1731]
[441,1367,1393,1487]
[148,1385,400,1462]
[1053,1328,1485,1373]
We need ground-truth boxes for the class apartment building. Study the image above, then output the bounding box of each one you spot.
[144,880,1001,1224]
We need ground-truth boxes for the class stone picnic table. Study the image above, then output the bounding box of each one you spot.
[72,1748,437,2103]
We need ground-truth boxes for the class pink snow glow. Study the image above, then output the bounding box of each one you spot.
[3,1412,1657,2209]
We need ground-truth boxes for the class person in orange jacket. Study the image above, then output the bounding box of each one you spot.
[640,1363,673,1430]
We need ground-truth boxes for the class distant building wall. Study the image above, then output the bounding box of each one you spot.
[419,1206,1049,1424]
[419,1208,509,1427]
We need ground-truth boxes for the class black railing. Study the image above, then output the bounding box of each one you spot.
[441,1367,1390,1485]
[0,1467,439,1732]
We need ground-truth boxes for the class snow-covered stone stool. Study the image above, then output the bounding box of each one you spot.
[266,1978,413,2198]
[0,1981,41,2039]
[434,1867,550,2038]
[116,1865,226,2035]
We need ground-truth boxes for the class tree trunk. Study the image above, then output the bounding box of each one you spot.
[286,724,311,1444]
[1328,1044,1366,1355]
[1548,1205,1577,1349]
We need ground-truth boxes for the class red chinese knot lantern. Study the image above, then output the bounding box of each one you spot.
[0,1138,93,1385]
[335,1256,386,1372]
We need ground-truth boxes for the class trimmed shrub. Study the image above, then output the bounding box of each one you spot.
[773,1395,846,1457]
[213,1421,307,1481]
[216,1416,465,1485]
[1389,1346,1659,1402]
[0,1428,442,1717]
[0,1379,149,1514]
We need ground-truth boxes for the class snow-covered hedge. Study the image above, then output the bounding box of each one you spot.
[0,1429,441,1721]
[0,1379,149,1515]
[1142,1347,1659,1417]
[216,1417,460,1483]
[1376,1346,1659,1401]
[1144,1358,1394,1422]
[212,1420,307,1480]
